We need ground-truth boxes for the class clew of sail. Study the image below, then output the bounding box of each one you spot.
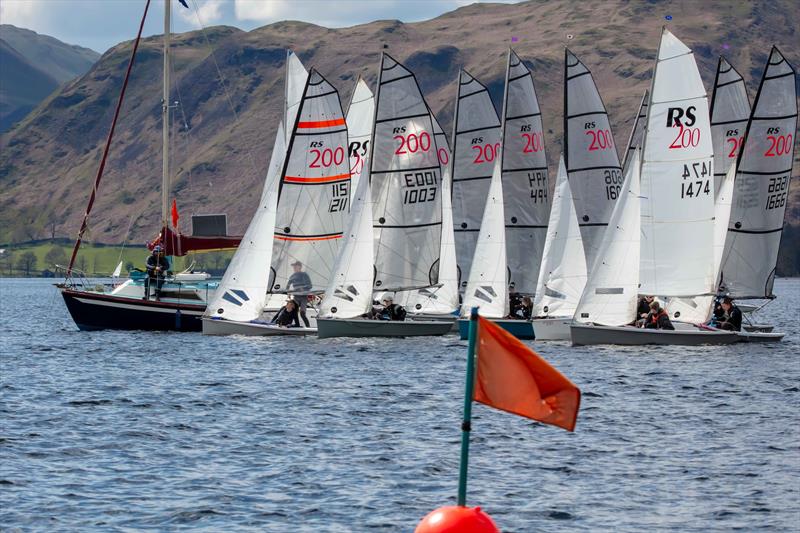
[502,49,550,295]
[564,49,622,270]
[532,155,587,318]
[370,53,443,292]
[719,47,797,300]
[450,70,503,289]
[346,77,375,201]
[574,148,641,326]
[206,122,287,322]
[270,70,350,296]
[621,89,649,176]
[710,57,750,197]
[639,28,715,298]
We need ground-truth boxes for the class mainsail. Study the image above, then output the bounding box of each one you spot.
[370,53,443,291]
[710,57,750,196]
[621,90,648,175]
[532,155,587,318]
[450,70,503,289]
[574,149,641,326]
[639,28,715,297]
[270,70,350,295]
[502,49,550,295]
[564,48,622,269]
[346,77,375,201]
[720,46,797,299]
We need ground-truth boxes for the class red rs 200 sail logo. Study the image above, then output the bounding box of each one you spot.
[666,106,700,149]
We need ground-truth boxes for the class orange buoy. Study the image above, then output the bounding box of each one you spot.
[415,505,500,533]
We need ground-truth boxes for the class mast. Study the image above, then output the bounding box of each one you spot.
[161,0,171,227]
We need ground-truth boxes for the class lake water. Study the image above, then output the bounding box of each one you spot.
[1,278,798,531]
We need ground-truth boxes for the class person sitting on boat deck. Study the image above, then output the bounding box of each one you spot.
[143,245,170,300]
[512,296,533,320]
[508,282,523,316]
[375,295,406,321]
[717,297,742,331]
[287,260,312,327]
[642,301,674,330]
[636,295,655,326]
[271,299,301,328]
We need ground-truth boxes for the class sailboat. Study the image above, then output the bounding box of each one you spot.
[571,29,740,346]
[203,62,351,336]
[59,0,240,331]
[316,53,454,338]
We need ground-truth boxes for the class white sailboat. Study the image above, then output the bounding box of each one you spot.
[531,156,587,340]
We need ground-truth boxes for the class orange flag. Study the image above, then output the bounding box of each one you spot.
[473,317,581,431]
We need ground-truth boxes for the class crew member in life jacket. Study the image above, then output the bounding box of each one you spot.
[511,296,533,320]
[271,299,301,328]
[717,297,742,331]
[508,282,523,317]
[375,295,406,321]
[642,300,674,330]
[144,245,170,300]
[636,295,655,326]
[287,260,312,327]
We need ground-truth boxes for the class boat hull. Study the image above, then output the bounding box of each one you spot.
[61,288,205,332]
[407,312,459,332]
[530,317,572,341]
[316,318,454,338]
[736,331,784,343]
[457,318,535,340]
[202,318,315,336]
[570,323,739,346]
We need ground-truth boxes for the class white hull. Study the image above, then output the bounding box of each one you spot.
[530,317,572,341]
[202,318,316,336]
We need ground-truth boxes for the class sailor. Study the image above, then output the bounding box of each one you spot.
[271,299,301,328]
[643,301,674,330]
[636,295,655,326]
[376,295,406,321]
[143,245,170,300]
[717,297,742,331]
[508,282,523,316]
[512,296,533,320]
[287,260,312,327]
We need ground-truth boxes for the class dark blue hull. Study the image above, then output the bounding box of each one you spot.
[457,318,535,340]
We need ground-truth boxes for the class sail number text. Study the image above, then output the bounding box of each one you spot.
[309,146,346,168]
[765,175,788,210]
[394,130,432,155]
[527,171,547,203]
[764,130,793,157]
[402,170,438,204]
[604,169,623,200]
[680,160,712,198]
[329,182,349,212]
[470,137,500,164]
[584,122,614,152]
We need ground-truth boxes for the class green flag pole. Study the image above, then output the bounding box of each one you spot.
[457,306,479,506]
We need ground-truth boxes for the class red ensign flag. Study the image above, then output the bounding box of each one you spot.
[473,317,581,431]
[171,199,179,228]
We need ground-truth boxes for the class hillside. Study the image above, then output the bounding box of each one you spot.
[0,25,99,132]
[0,0,797,251]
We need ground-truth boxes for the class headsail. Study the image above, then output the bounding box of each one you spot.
[271,70,350,295]
[621,90,648,175]
[450,70,503,289]
[502,49,550,295]
[346,77,375,201]
[370,53,443,292]
[574,149,641,326]
[206,122,287,322]
[564,48,623,269]
[285,50,309,143]
[720,47,797,299]
[532,155,587,318]
[639,28,715,297]
[710,57,750,196]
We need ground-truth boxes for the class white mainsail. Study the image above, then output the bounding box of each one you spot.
[532,155,587,318]
[319,163,375,319]
[371,53,443,292]
[285,50,309,143]
[564,49,622,270]
[270,70,350,295]
[639,28,715,298]
[710,57,750,197]
[206,122,287,322]
[720,47,797,299]
[450,70,503,289]
[346,77,375,201]
[461,157,508,318]
[574,149,641,326]
[621,90,649,175]
[502,49,550,295]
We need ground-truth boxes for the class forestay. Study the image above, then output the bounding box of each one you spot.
[450,70,502,289]
[461,158,508,318]
[371,53,443,292]
[639,29,715,297]
[532,155,587,318]
[206,123,287,322]
[621,90,648,175]
[564,49,622,270]
[720,47,797,299]
[271,70,350,295]
[346,77,374,201]
[710,57,750,196]
[574,149,641,326]
[502,49,550,295]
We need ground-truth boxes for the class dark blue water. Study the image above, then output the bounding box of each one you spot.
[1,278,798,531]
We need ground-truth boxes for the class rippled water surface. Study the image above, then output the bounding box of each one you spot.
[1,278,798,531]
